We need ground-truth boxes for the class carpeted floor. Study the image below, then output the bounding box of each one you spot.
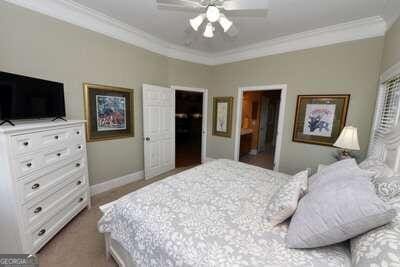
[37,167,191,267]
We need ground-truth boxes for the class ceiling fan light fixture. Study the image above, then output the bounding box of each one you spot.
[206,5,220,23]
[203,22,214,38]
[190,13,205,31]
[219,14,233,32]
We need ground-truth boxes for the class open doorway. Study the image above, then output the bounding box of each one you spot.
[175,90,203,168]
[234,85,287,171]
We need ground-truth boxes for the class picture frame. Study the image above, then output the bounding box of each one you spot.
[292,94,350,146]
[83,83,134,142]
[213,97,233,138]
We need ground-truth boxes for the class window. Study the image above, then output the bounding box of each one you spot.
[369,75,400,159]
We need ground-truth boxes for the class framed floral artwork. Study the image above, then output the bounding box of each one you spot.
[213,97,233,137]
[83,83,134,142]
[292,95,350,146]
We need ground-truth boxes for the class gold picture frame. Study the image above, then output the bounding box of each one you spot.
[213,97,234,138]
[292,94,350,146]
[83,83,134,142]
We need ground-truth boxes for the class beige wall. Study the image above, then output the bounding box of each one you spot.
[207,38,384,174]
[0,1,387,182]
[0,1,209,185]
[381,17,400,73]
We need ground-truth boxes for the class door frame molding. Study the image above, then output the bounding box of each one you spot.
[234,84,287,171]
[172,86,208,164]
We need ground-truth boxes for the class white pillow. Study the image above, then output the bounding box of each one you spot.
[265,170,308,226]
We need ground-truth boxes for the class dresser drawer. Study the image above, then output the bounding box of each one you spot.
[11,133,38,155]
[29,191,88,253]
[11,126,85,157]
[23,172,87,228]
[13,144,84,179]
[18,157,85,203]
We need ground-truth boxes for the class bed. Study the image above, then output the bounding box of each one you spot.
[98,160,351,267]
[98,127,400,267]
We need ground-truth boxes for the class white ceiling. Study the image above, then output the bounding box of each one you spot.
[71,0,400,53]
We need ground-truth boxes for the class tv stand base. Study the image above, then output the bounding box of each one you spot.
[0,120,15,126]
[52,117,67,122]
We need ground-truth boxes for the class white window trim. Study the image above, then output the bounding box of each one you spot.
[368,61,400,159]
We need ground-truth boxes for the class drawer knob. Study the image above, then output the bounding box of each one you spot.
[57,153,61,157]
[76,131,80,135]
[78,197,84,203]
[78,145,82,149]
[26,162,32,168]
[38,229,46,236]
[32,183,40,190]
[77,180,82,186]
[34,207,42,214]
[54,135,59,140]
[23,141,29,146]
[75,163,81,167]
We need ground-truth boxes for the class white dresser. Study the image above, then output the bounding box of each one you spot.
[0,120,90,253]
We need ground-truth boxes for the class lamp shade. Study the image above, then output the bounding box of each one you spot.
[333,126,360,150]
[219,14,233,32]
[190,14,205,31]
[203,23,214,38]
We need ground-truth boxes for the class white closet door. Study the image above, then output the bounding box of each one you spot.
[143,84,175,179]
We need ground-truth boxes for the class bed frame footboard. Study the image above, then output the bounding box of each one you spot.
[104,233,136,267]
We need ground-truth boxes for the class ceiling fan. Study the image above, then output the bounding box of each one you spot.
[156,0,269,39]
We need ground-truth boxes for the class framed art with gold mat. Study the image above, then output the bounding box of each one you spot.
[83,83,134,142]
[213,97,233,137]
[292,94,350,146]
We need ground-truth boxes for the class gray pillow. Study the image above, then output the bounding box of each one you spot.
[350,198,400,267]
[265,170,308,226]
[286,175,397,248]
[309,159,370,192]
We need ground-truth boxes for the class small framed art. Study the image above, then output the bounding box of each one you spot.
[292,94,350,146]
[83,83,134,142]
[213,97,234,138]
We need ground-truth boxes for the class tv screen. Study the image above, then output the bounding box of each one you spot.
[0,71,66,120]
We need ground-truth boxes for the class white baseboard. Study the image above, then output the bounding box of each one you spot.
[90,170,144,196]
[249,149,258,155]
[205,157,216,162]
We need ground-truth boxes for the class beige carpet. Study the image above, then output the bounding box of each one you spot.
[37,167,191,267]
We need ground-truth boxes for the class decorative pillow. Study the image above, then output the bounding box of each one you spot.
[286,175,397,249]
[373,176,400,202]
[294,170,308,196]
[359,158,394,180]
[265,170,308,226]
[309,159,370,192]
[350,199,400,267]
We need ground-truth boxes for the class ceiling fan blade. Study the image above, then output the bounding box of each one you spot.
[157,0,203,9]
[222,0,268,10]
[224,9,268,17]
[222,0,268,17]
[226,24,239,37]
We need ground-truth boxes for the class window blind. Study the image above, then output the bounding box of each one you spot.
[369,75,400,158]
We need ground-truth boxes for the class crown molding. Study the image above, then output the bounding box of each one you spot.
[213,16,387,64]
[5,0,387,66]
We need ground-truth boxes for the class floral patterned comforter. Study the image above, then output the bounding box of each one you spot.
[98,159,351,267]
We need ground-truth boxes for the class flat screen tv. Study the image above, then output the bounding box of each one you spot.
[0,71,66,123]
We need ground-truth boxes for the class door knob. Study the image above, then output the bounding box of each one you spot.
[145,137,150,141]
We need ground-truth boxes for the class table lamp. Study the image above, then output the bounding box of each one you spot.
[333,126,360,159]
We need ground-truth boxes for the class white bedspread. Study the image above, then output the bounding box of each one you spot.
[98,159,351,267]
